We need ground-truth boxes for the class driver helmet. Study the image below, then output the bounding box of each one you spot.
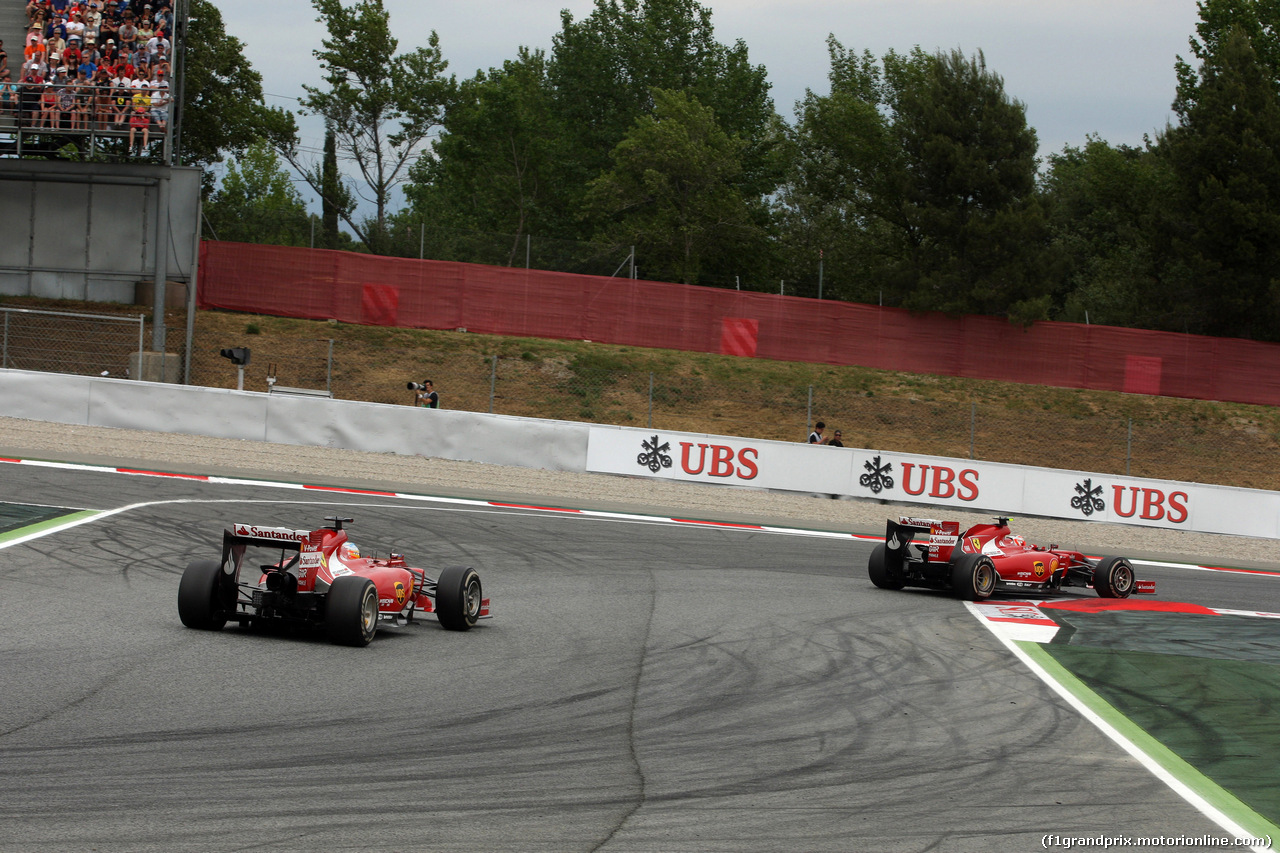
[1000,534,1026,549]
[339,542,360,561]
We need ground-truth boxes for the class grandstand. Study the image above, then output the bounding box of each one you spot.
[0,0,174,161]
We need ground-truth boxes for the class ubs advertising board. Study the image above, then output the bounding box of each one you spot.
[585,426,1280,539]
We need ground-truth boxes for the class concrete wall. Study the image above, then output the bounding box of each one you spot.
[3,367,1277,539]
[0,161,201,302]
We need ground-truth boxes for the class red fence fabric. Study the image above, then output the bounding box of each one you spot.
[198,241,1280,407]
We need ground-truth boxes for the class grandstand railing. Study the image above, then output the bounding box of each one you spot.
[0,82,170,161]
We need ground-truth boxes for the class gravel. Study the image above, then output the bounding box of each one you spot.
[3,414,1278,569]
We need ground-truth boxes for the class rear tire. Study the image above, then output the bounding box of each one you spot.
[1093,557,1135,599]
[178,559,233,631]
[326,576,378,646]
[950,553,997,601]
[867,544,905,590]
[436,566,483,631]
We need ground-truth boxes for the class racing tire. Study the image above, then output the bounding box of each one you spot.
[867,544,905,590]
[1093,556,1135,599]
[325,576,379,646]
[436,566,483,631]
[178,559,234,631]
[950,553,997,601]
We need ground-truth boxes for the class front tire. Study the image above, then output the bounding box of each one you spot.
[436,566,483,631]
[326,576,379,646]
[178,559,234,630]
[1093,557,1135,598]
[951,553,997,601]
[867,544,905,590]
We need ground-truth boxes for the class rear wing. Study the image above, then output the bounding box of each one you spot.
[884,516,962,564]
[221,524,311,574]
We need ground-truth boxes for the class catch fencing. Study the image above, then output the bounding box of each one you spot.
[0,306,143,378]
[187,336,1280,492]
[198,240,1280,409]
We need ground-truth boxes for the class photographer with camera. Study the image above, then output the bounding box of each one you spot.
[408,379,439,409]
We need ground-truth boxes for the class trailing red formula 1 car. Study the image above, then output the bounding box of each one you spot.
[179,516,490,646]
[867,515,1156,601]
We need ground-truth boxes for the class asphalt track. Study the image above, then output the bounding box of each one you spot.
[1,462,1279,852]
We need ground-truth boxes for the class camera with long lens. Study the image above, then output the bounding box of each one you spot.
[407,381,428,391]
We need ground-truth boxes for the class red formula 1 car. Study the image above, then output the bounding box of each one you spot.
[178,516,490,646]
[867,515,1156,601]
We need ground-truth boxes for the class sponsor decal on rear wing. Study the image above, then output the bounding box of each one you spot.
[225,524,311,550]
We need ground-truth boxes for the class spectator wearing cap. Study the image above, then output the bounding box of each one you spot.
[65,10,85,44]
[145,29,167,60]
[38,79,56,128]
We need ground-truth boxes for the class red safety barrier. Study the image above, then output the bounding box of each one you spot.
[198,241,1280,407]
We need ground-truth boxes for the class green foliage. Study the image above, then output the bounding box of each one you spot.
[785,42,1051,318]
[203,141,311,246]
[584,88,762,284]
[1164,24,1280,340]
[181,0,297,178]
[288,0,454,254]
[1043,137,1187,329]
[406,49,563,260]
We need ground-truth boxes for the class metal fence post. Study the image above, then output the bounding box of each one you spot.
[489,355,497,413]
[1127,418,1132,476]
[648,372,653,429]
[970,402,976,459]
[326,339,334,394]
[806,385,813,437]
[137,315,145,366]
[2,310,8,369]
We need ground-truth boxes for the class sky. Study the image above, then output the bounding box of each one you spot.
[211,0,1206,212]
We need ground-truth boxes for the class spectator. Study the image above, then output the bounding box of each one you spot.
[0,72,15,118]
[149,77,167,130]
[827,429,844,448]
[73,74,91,129]
[145,29,167,60]
[55,74,74,128]
[0,40,9,78]
[117,12,137,52]
[110,76,128,126]
[92,69,111,127]
[128,79,148,152]
[808,421,827,444]
[38,82,56,128]
[65,10,85,45]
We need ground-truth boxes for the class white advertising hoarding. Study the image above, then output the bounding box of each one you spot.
[587,425,1280,539]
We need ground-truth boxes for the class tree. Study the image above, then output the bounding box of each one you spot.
[405,48,563,264]
[583,88,761,284]
[1042,138,1187,330]
[287,0,453,255]
[203,141,311,246]
[784,42,1052,319]
[548,0,780,237]
[179,0,296,179]
[1164,24,1280,339]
